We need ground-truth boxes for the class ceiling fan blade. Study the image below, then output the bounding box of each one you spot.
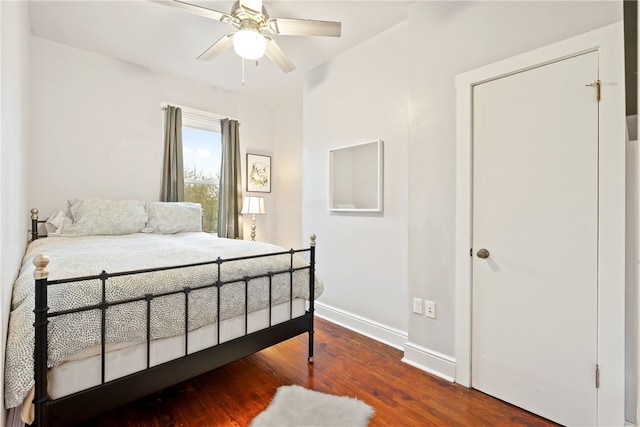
[266,18,341,37]
[197,32,235,61]
[239,0,263,15]
[151,0,233,23]
[264,37,296,73]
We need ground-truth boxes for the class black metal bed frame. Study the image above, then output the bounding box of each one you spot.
[28,209,316,426]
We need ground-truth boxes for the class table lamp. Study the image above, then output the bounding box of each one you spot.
[241,196,265,241]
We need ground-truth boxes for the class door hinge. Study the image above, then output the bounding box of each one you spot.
[585,80,601,102]
[595,364,600,388]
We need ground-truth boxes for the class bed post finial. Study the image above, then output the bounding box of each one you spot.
[310,234,317,247]
[33,255,50,280]
[31,208,39,220]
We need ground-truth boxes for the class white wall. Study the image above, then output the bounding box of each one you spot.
[273,93,303,250]
[1,2,30,426]
[234,94,277,243]
[29,36,278,242]
[303,21,409,346]
[406,0,622,369]
[301,0,621,360]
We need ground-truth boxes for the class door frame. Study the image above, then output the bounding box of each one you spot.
[454,22,625,425]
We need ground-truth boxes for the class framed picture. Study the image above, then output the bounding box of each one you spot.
[246,153,271,193]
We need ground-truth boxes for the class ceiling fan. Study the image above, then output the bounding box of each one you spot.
[154,0,342,73]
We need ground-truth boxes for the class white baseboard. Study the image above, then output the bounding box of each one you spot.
[313,302,408,350]
[402,341,456,382]
[313,303,457,382]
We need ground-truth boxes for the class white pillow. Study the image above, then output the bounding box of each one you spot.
[142,202,202,234]
[44,210,72,236]
[62,199,148,236]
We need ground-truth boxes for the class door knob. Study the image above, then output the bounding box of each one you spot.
[477,248,490,259]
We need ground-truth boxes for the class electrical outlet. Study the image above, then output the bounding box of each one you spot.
[425,300,436,319]
[412,297,423,315]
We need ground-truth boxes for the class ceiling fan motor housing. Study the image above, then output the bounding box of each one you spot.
[231,1,269,31]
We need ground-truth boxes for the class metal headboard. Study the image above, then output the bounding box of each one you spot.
[30,209,47,241]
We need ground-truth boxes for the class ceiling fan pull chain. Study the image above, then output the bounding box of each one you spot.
[242,58,246,86]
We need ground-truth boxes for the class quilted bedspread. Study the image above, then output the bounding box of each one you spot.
[4,233,322,408]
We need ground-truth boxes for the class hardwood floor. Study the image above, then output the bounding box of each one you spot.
[83,317,558,426]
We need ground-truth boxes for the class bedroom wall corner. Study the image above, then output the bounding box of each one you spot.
[273,93,303,250]
[302,20,410,341]
[626,114,638,424]
[1,2,30,426]
[233,93,277,243]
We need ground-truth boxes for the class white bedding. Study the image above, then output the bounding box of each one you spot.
[4,233,322,409]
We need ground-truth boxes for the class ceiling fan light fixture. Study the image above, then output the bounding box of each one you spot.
[233,30,266,60]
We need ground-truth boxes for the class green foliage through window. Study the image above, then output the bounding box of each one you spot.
[184,167,219,233]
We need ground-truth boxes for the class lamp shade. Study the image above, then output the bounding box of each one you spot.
[241,196,265,215]
[233,30,267,60]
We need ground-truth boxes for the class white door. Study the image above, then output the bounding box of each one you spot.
[471,51,599,426]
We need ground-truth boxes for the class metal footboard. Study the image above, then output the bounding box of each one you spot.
[31,235,316,426]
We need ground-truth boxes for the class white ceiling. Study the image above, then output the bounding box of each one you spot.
[28,0,410,104]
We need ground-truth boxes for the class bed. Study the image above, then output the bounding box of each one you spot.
[5,200,321,426]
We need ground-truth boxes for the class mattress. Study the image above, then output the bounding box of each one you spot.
[48,299,306,399]
[16,299,306,424]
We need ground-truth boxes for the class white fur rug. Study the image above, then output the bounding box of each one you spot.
[250,385,375,427]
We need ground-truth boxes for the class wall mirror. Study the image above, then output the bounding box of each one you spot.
[329,140,383,212]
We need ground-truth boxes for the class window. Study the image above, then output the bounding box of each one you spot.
[181,111,222,233]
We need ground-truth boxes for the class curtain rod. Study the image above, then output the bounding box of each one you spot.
[161,104,238,122]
